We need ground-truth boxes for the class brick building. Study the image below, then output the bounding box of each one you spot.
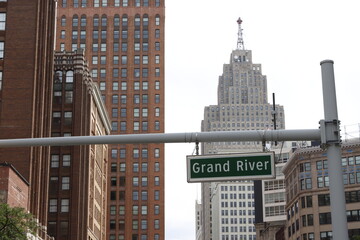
[0,163,29,209]
[47,50,111,240]
[56,1,166,239]
[0,0,56,238]
[283,140,360,240]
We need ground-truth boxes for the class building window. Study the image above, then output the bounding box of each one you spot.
[155,162,160,172]
[120,121,126,131]
[154,219,160,229]
[49,199,57,212]
[155,121,160,130]
[155,81,160,89]
[61,177,70,190]
[120,163,126,172]
[142,108,148,117]
[0,13,6,30]
[155,67,160,76]
[63,154,71,166]
[0,71,2,90]
[155,148,160,158]
[154,190,160,200]
[155,42,160,51]
[155,108,160,117]
[155,15,160,25]
[141,162,148,171]
[154,176,160,186]
[51,155,60,168]
[81,0,87,7]
[94,0,99,7]
[122,0,128,6]
[155,29,160,38]
[133,163,139,173]
[141,177,148,186]
[61,199,70,212]
[142,122,148,131]
[120,149,126,158]
[319,212,332,225]
[0,41,5,58]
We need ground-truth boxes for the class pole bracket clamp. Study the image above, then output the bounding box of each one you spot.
[319,119,341,149]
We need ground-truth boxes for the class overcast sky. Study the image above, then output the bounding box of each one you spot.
[164,0,360,239]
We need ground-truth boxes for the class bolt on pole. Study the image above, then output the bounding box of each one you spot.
[320,60,349,239]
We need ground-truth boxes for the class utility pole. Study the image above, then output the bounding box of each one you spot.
[320,60,348,239]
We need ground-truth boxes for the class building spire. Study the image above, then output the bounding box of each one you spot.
[237,17,245,50]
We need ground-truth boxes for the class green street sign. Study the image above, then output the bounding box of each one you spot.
[187,152,275,183]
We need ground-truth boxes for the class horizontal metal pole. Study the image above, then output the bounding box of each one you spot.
[0,129,321,147]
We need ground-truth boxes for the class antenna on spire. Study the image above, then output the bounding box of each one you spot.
[237,17,245,50]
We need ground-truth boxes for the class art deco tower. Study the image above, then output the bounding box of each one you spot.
[56,1,165,239]
[199,18,285,240]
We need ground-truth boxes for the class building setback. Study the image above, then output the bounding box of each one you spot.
[56,1,165,239]
[47,50,111,240]
[282,140,360,240]
[199,18,285,240]
[0,0,56,239]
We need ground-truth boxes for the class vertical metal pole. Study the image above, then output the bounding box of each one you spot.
[320,60,348,239]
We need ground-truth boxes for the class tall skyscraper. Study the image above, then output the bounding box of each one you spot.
[56,1,165,239]
[0,1,56,238]
[199,18,285,240]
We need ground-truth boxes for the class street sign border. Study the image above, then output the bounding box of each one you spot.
[186,152,276,183]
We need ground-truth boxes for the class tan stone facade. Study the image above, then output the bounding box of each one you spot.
[283,141,360,240]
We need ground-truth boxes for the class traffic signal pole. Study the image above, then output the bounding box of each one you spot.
[0,60,348,237]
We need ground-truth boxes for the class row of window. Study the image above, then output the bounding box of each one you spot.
[221,210,255,216]
[65,14,161,27]
[50,176,70,190]
[111,147,160,159]
[111,120,160,131]
[221,201,255,208]
[100,80,160,91]
[300,172,360,190]
[92,67,161,79]
[69,29,161,43]
[51,154,71,167]
[62,0,162,8]
[111,107,160,119]
[221,226,256,233]
[110,190,160,201]
[61,41,157,53]
[111,94,160,104]
[92,54,160,65]
[109,218,160,231]
[221,217,255,225]
[220,185,254,192]
[221,193,254,200]
[109,234,160,240]
[49,199,70,212]
[300,156,360,172]
[111,162,160,173]
[220,234,256,240]
[111,176,161,187]
[109,204,160,216]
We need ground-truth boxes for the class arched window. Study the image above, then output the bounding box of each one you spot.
[143,14,148,26]
[54,71,63,83]
[93,15,99,27]
[134,15,141,27]
[122,15,128,27]
[80,15,86,27]
[61,16,66,27]
[155,14,160,26]
[101,15,107,27]
[114,14,120,27]
[72,15,78,27]
[66,71,74,83]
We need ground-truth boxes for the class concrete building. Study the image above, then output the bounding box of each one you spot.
[46,50,111,240]
[56,1,166,239]
[0,1,56,238]
[282,140,360,240]
[199,18,285,240]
